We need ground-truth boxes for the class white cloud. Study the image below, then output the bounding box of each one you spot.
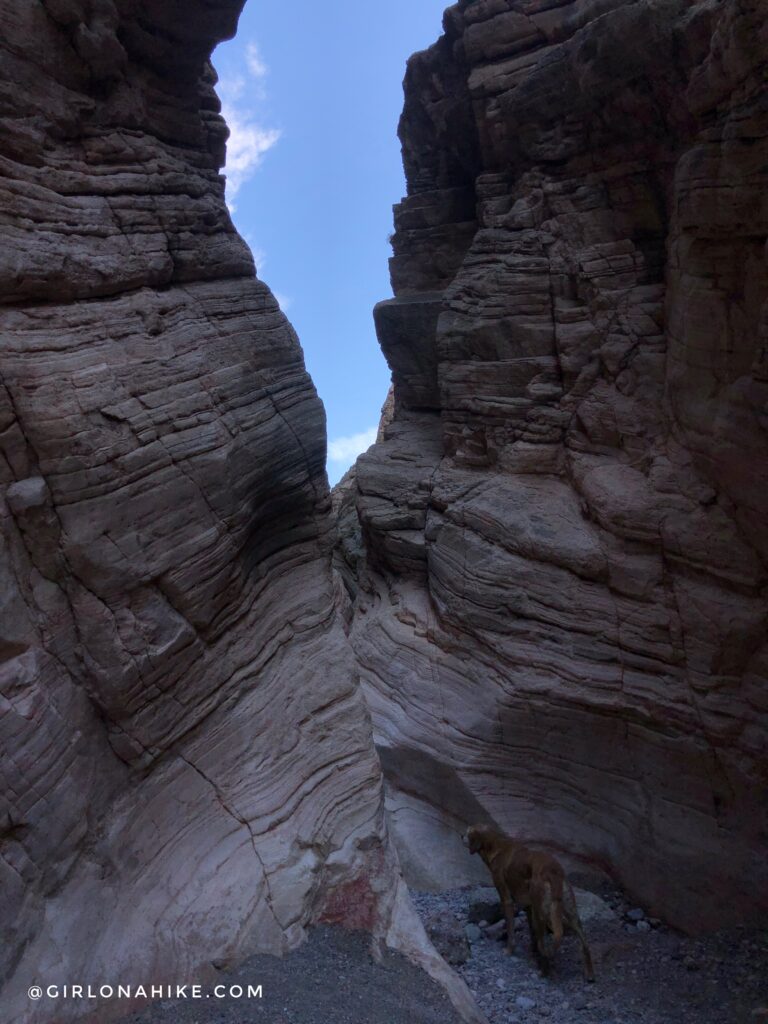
[215,39,280,200]
[246,41,268,79]
[328,427,378,463]
[248,245,267,273]
[221,105,281,197]
[273,291,292,312]
[217,72,246,102]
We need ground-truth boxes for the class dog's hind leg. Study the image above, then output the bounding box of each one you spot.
[525,907,537,952]
[525,907,543,965]
[578,927,595,983]
[530,904,552,977]
[562,885,595,982]
[503,897,518,953]
[566,912,595,982]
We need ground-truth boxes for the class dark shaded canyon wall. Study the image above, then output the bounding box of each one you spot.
[341,0,768,930]
[0,3,401,1021]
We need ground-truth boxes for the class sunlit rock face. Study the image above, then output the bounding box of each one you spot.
[342,0,768,931]
[0,2,396,1019]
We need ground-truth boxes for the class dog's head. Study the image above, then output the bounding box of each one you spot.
[463,824,493,856]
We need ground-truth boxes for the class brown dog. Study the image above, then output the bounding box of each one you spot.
[464,824,594,981]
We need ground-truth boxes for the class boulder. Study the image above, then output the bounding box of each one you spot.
[424,914,471,966]
[575,891,618,925]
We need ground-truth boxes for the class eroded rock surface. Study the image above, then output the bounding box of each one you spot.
[0,4,445,1022]
[341,0,768,931]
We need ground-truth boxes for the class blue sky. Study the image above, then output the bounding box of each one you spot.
[213,0,449,485]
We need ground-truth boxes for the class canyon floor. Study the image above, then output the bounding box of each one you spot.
[126,926,461,1024]
[125,883,767,1024]
[413,885,768,1024]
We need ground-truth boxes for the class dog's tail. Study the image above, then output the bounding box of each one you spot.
[533,874,564,960]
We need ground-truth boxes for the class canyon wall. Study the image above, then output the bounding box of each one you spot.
[341,0,768,930]
[0,4,478,1022]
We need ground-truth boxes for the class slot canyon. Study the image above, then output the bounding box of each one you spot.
[1,1,766,1023]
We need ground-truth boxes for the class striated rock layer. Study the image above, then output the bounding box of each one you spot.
[0,6,486,1024]
[341,0,768,929]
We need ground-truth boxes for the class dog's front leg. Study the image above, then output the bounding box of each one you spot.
[502,896,517,954]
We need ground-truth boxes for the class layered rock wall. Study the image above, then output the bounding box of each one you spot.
[343,0,768,929]
[0,3,405,1020]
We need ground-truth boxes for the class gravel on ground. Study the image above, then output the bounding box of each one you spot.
[411,884,768,1024]
[122,882,768,1024]
[125,925,462,1024]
